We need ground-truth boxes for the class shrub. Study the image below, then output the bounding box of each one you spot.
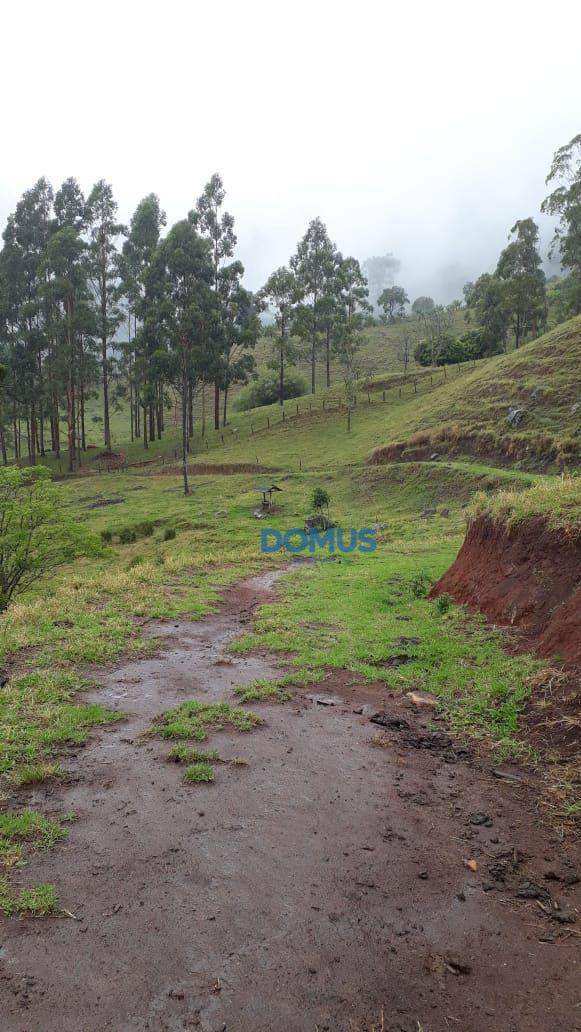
[118,527,137,545]
[163,527,177,541]
[414,334,468,367]
[311,486,330,511]
[411,572,432,597]
[234,370,308,411]
[135,521,154,538]
[100,529,113,544]
[0,466,97,612]
[435,593,452,614]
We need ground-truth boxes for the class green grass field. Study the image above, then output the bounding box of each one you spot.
[1,314,580,910]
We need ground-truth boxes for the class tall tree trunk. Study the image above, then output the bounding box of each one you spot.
[80,382,86,451]
[214,382,220,430]
[181,343,190,496]
[143,400,148,450]
[0,422,7,466]
[279,339,284,406]
[201,383,206,436]
[188,379,194,440]
[67,383,75,472]
[29,397,37,465]
[102,333,111,449]
[222,385,229,428]
[157,392,163,440]
[38,353,45,456]
[325,328,331,389]
[13,409,19,461]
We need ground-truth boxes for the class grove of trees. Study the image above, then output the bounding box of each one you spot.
[1,132,579,468]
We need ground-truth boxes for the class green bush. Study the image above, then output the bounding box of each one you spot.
[0,466,98,612]
[435,592,452,614]
[163,527,177,541]
[135,521,154,538]
[414,334,468,367]
[234,370,308,411]
[311,486,330,511]
[118,527,137,545]
[100,529,113,544]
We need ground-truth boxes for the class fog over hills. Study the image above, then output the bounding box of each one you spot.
[1,2,579,304]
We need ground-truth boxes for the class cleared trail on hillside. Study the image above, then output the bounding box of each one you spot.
[1,573,579,1032]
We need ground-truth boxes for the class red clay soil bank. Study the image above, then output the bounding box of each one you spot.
[430,515,581,668]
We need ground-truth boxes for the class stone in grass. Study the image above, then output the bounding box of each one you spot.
[507,406,526,427]
[406,690,438,709]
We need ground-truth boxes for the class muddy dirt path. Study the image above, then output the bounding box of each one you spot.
[1,571,580,1032]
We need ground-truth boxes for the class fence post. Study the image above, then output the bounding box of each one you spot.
[221,434,224,444]
[267,417,270,429]
[399,387,401,398]
[414,380,417,393]
[444,365,447,380]
[368,392,371,404]
[296,403,299,415]
[382,390,386,402]
[282,409,285,422]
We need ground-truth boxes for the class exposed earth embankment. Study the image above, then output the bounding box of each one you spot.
[430,513,581,669]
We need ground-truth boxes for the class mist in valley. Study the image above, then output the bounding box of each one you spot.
[1,2,579,306]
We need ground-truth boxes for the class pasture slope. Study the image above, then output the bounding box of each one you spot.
[0,319,580,1031]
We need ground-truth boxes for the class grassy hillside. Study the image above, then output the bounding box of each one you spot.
[212,316,581,473]
[3,310,581,909]
[75,310,466,453]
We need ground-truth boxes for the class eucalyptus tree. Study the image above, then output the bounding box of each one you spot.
[318,251,344,389]
[214,264,258,426]
[290,218,337,394]
[468,273,510,353]
[377,285,409,322]
[156,219,216,494]
[120,194,166,446]
[86,180,125,450]
[0,178,54,463]
[48,178,98,468]
[496,218,547,347]
[333,256,370,430]
[191,174,237,428]
[258,266,299,405]
[411,296,435,316]
[542,133,581,316]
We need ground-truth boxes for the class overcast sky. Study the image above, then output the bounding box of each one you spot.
[1,0,580,302]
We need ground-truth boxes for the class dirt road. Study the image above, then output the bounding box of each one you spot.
[1,572,580,1031]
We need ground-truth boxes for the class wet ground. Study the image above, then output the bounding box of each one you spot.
[0,571,580,1031]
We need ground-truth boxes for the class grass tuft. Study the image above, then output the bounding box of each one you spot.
[0,876,60,917]
[0,810,72,870]
[154,700,263,742]
[183,762,214,784]
[235,679,291,703]
[168,744,221,764]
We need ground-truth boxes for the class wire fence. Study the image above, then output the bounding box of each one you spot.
[52,360,476,477]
